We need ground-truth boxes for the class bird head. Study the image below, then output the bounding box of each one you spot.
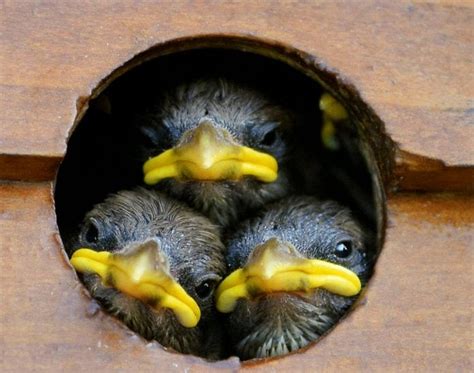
[68,188,226,356]
[135,78,295,227]
[216,196,371,359]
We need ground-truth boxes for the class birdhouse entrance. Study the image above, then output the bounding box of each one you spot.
[55,38,393,362]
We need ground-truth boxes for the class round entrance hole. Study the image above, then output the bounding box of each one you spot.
[55,37,394,362]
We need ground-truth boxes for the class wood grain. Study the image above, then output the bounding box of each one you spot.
[393,150,474,192]
[0,182,240,372]
[1,1,473,371]
[1,183,472,371]
[1,0,473,171]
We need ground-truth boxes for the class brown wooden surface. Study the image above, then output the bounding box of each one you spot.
[393,150,474,192]
[1,0,473,371]
[1,183,472,372]
[1,0,473,174]
[0,182,241,371]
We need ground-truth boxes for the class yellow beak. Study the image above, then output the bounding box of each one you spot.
[319,93,348,150]
[143,121,278,185]
[215,238,361,313]
[320,93,348,122]
[70,240,201,328]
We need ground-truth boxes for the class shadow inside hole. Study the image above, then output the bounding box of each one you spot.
[55,48,382,360]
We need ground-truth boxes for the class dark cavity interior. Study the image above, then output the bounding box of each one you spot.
[55,47,391,361]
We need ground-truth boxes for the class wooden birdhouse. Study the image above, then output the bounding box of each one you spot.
[1,1,472,371]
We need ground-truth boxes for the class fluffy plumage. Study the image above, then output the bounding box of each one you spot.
[223,196,371,359]
[133,77,297,228]
[67,188,226,358]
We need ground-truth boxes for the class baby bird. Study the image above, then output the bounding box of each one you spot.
[133,77,297,228]
[215,196,371,360]
[67,188,226,358]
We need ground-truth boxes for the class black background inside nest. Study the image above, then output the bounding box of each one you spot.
[55,48,376,252]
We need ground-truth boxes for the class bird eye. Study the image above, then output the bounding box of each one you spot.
[335,240,352,258]
[260,128,278,147]
[84,221,100,244]
[140,124,170,148]
[195,279,218,299]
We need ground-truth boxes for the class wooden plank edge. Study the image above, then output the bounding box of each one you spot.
[393,150,474,193]
[0,154,61,182]
[1,150,473,194]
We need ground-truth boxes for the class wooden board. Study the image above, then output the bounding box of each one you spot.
[1,1,473,371]
[1,0,473,175]
[1,183,472,371]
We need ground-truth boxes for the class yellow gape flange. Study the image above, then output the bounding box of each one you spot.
[216,238,361,313]
[143,121,278,185]
[70,244,201,328]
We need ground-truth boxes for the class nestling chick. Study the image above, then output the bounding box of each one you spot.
[216,196,371,360]
[67,188,226,358]
[134,77,297,228]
